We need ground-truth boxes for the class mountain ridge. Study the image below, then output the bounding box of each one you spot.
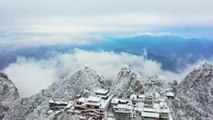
[1,35,213,72]
[172,62,213,120]
[1,62,213,120]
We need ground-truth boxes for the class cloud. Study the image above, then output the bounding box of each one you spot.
[4,58,58,97]
[55,49,163,79]
[3,49,213,97]
[0,0,213,47]
[0,0,213,35]
[0,33,103,47]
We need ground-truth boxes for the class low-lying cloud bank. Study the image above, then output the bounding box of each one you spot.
[3,49,212,97]
[4,58,58,97]
[0,33,103,47]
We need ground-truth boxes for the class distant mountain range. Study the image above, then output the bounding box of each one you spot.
[0,35,213,72]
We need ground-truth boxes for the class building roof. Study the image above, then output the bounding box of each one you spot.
[94,89,109,95]
[123,64,129,69]
[141,112,159,118]
[85,102,101,106]
[143,108,157,112]
[113,103,132,110]
[78,97,85,103]
[138,95,145,99]
[87,96,101,103]
[84,64,90,69]
[161,109,170,113]
[115,110,132,113]
[159,98,166,102]
[121,64,130,71]
[111,98,119,104]
[66,102,73,108]
[100,95,113,110]
[160,101,167,107]
[49,100,68,105]
[130,94,137,99]
[166,92,174,97]
[84,64,91,72]
[119,99,129,104]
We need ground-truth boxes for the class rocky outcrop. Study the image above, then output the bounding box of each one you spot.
[112,65,144,98]
[0,73,8,79]
[0,72,19,119]
[142,74,167,94]
[168,80,178,92]
[172,62,213,120]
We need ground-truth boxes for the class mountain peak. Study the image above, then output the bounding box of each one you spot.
[112,65,144,98]
[194,62,213,71]
[172,62,213,120]
[0,73,19,105]
[0,72,8,80]
[181,62,213,89]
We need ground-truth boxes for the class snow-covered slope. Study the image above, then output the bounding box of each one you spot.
[2,63,213,120]
[143,74,167,94]
[172,62,213,120]
[2,66,104,120]
[112,65,144,98]
[0,72,19,119]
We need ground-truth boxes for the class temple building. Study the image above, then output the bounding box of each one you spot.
[121,64,130,73]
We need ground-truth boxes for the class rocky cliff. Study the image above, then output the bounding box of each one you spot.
[0,72,19,119]
[112,65,144,98]
[172,62,213,120]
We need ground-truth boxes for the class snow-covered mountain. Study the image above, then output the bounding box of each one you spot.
[0,72,19,119]
[112,65,144,98]
[2,66,105,120]
[1,63,213,120]
[142,74,167,94]
[172,62,213,120]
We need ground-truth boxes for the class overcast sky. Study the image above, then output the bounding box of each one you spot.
[1,1,213,97]
[0,0,213,46]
